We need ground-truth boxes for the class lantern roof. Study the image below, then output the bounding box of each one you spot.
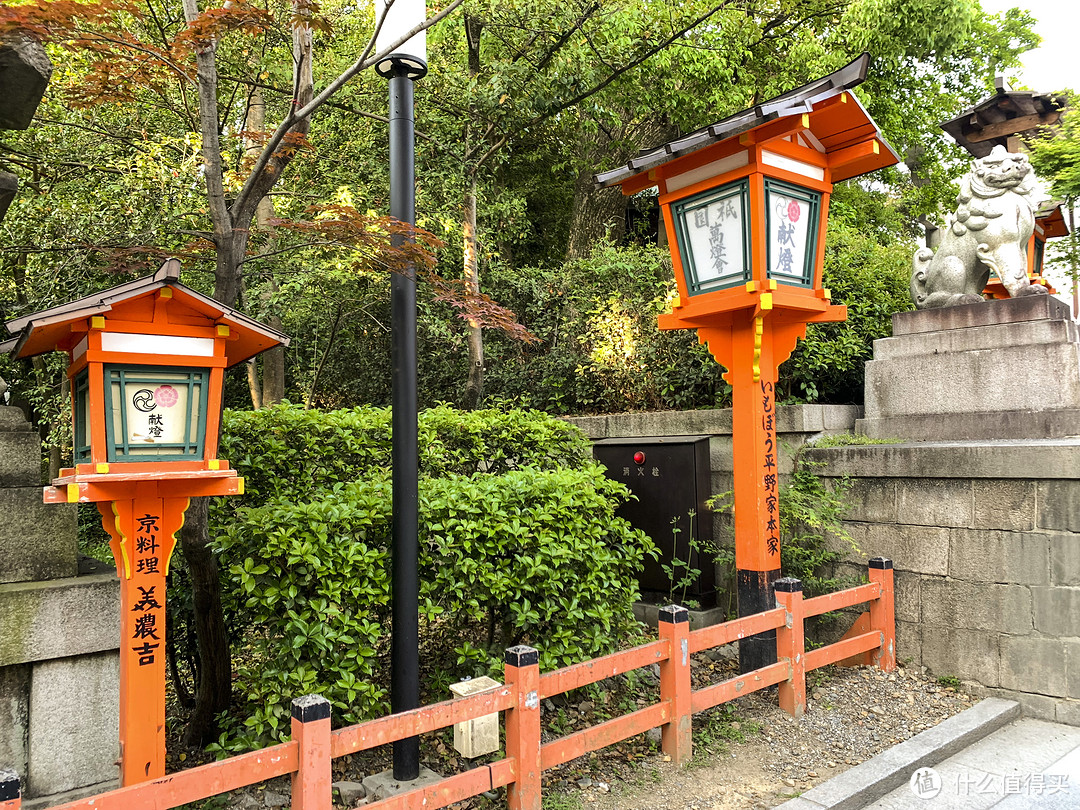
[1035,200,1070,240]
[2,258,289,366]
[593,53,900,191]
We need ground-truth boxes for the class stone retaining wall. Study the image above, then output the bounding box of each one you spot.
[0,407,120,806]
[572,407,1080,725]
[804,439,1080,725]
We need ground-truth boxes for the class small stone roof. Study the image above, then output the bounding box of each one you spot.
[594,53,899,189]
[2,258,290,367]
[941,80,1067,158]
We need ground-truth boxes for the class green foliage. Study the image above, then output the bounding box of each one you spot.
[806,432,904,448]
[779,461,858,597]
[480,245,729,413]
[691,705,759,765]
[209,405,654,747]
[780,218,915,404]
[1027,97,1080,202]
[1027,97,1080,302]
[217,402,595,501]
[709,448,858,599]
[660,510,702,608]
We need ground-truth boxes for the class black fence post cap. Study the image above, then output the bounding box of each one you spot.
[291,694,331,723]
[505,645,539,667]
[0,769,19,801]
[868,558,893,570]
[658,605,690,624]
[774,577,803,593]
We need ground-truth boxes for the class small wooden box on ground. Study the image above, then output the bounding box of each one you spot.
[449,677,502,758]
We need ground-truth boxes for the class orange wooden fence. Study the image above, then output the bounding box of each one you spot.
[0,558,894,810]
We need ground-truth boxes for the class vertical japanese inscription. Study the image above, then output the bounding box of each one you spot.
[131,513,163,666]
[760,381,780,558]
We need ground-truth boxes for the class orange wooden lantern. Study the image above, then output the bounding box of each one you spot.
[595,54,899,671]
[984,201,1068,300]
[2,258,288,786]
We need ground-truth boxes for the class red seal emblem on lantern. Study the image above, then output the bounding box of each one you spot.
[153,385,178,408]
[787,200,801,222]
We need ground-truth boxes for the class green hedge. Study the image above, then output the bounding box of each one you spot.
[206,405,654,749]
[218,402,595,501]
[216,465,653,746]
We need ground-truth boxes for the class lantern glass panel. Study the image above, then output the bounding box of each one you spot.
[1034,238,1045,275]
[671,180,751,295]
[765,179,820,287]
[104,366,208,462]
[73,369,91,463]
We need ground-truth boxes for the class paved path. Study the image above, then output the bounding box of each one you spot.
[866,718,1080,809]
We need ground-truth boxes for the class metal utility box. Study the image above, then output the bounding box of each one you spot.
[592,436,715,606]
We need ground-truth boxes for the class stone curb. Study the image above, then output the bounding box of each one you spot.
[775,697,1021,810]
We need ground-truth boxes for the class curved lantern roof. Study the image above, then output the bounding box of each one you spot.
[2,258,289,366]
[593,53,900,192]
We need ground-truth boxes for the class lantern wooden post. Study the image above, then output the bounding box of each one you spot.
[595,55,900,673]
[95,487,185,782]
[4,259,288,786]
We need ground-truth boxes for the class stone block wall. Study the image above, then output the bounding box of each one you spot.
[0,407,120,806]
[573,405,1080,725]
[803,440,1080,725]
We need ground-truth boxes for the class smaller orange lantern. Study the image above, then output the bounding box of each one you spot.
[2,258,288,786]
[595,54,899,672]
[983,200,1068,300]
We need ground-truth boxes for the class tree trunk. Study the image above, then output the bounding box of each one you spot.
[178,497,232,746]
[463,180,484,409]
[246,358,263,410]
[565,118,677,259]
[243,90,288,409]
[565,165,628,260]
[462,15,485,410]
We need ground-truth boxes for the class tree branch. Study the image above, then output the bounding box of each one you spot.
[232,0,466,217]
[473,1,736,172]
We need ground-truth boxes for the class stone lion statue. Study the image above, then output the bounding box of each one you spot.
[911,146,1047,309]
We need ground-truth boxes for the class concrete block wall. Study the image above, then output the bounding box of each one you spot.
[0,407,121,805]
[804,440,1080,725]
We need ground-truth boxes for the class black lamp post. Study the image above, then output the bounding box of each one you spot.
[374,0,427,783]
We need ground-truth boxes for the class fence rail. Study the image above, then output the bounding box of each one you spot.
[0,558,894,810]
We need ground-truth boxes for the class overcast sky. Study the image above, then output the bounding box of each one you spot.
[977,0,1079,94]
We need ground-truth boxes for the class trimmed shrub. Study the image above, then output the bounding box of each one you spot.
[216,465,653,746]
[205,405,654,749]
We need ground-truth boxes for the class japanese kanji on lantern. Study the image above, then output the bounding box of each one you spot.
[594,54,900,672]
[2,258,288,786]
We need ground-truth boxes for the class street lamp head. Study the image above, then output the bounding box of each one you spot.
[374,0,428,80]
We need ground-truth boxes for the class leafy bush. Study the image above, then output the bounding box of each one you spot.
[217,402,596,502]
[215,464,654,746]
[202,405,653,748]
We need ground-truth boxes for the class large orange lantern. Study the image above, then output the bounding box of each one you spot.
[595,55,899,670]
[2,258,288,785]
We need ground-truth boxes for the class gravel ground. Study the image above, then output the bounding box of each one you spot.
[568,660,974,810]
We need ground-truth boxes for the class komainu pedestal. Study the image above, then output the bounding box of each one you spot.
[857,295,1080,441]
